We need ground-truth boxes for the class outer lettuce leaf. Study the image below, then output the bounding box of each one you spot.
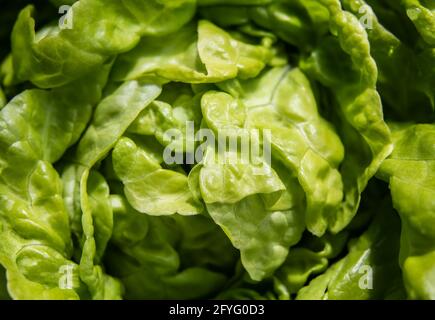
[112,20,274,83]
[0,66,111,299]
[70,81,162,299]
[104,195,237,299]
[300,0,393,233]
[342,0,434,122]
[217,228,347,301]
[11,1,196,88]
[215,169,397,300]
[0,0,56,60]
[403,0,435,46]
[363,0,420,47]
[377,124,435,299]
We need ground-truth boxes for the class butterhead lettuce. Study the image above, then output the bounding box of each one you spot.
[0,0,433,300]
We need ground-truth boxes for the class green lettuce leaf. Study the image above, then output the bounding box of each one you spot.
[112,20,274,84]
[297,201,405,300]
[217,66,345,236]
[0,65,111,299]
[300,0,393,233]
[273,232,348,299]
[377,123,435,299]
[104,194,237,299]
[70,80,162,299]
[342,0,434,122]
[249,0,330,51]
[11,1,196,87]
[112,136,202,216]
[193,90,306,281]
[403,0,435,46]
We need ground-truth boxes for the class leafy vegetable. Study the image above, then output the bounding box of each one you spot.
[0,0,434,300]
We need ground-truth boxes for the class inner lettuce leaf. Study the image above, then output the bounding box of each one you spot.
[193,89,307,281]
[128,83,203,154]
[216,67,345,237]
[272,232,349,299]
